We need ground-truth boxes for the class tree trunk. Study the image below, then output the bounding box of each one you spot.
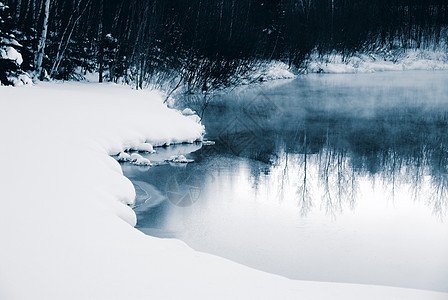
[49,0,91,78]
[36,0,51,80]
[15,0,22,21]
[229,0,235,40]
[98,0,104,83]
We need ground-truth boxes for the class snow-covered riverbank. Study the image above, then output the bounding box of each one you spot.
[306,48,448,74]
[0,82,447,300]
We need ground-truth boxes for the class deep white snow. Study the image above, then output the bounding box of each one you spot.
[0,82,447,300]
[307,48,448,74]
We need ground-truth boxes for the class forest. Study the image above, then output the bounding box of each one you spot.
[1,0,448,91]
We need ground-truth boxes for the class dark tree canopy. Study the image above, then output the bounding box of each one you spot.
[2,0,448,89]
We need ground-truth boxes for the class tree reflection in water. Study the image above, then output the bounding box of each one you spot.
[171,72,448,220]
[233,107,448,220]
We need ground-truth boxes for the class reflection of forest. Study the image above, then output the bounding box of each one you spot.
[217,107,448,219]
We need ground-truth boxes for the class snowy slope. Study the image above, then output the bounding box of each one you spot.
[0,83,447,300]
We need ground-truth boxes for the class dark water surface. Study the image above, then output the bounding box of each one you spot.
[121,71,448,292]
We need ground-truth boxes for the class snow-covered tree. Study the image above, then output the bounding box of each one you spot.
[99,33,119,81]
[0,1,29,86]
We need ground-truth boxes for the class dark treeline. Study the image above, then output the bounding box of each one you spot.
[2,0,448,90]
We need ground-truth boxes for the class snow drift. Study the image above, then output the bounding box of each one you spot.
[0,82,447,300]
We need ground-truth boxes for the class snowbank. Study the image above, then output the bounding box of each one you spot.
[307,48,448,74]
[255,60,296,81]
[0,82,447,300]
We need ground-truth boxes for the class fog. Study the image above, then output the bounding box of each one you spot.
[123,70,448,292]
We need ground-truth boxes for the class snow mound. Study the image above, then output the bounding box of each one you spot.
[182,108,196,116]
[262,60,296,80]
[130,153,151,166]
[248,60,296,83]
[180,108,202,123]
[202,140,215,146]
[117,152,131,162]
[168,154,194,163]
[187,114,201,123]
[129,142,155,153]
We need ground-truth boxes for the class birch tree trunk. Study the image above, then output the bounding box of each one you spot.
[36,0,51,80]
[98,0,104,83]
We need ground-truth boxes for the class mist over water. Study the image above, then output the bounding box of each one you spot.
[123,70,448,292]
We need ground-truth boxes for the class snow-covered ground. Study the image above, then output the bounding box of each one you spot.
[307,48,448,74]
[251,60,296,81]
[0,82,447,299]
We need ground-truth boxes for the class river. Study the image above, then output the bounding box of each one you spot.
[121,70,448,293]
